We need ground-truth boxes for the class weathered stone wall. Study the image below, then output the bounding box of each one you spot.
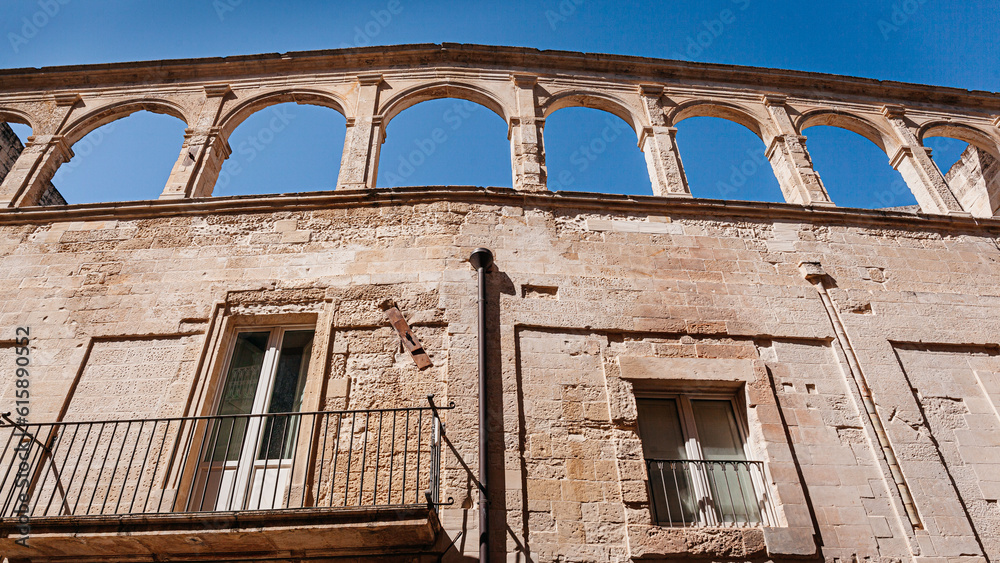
[1,188,999,562]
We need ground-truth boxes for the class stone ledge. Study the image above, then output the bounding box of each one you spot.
[0,505,440,562]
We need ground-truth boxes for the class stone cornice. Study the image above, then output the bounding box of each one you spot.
[1,186,996,235]
[0,43,998,112]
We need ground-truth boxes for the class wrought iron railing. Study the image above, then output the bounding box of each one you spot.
[0,397,452,518]
[645,459,776,527]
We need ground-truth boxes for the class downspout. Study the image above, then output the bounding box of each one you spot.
[469,248,493,563]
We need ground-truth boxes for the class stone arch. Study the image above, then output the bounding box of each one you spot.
[0,108,36,132]
[61,99,189,146]
[379,81,509,128]
[918,121,1000,161]
[796,110,899,155]
[670,101,774,142]
[541,91,643,136]
[218,89,349,139]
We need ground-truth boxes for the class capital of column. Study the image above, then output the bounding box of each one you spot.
[203,84,232,98]
[881,104,907,119]
[357,73,384,87]
[638,84,664,98]
[761,94,787,108]
[888,146,914,170]
[637,125,677,149]
[993,115,1000,129]
[511,74,537,88]
[52,93,81,107]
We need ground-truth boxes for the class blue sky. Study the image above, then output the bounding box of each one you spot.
[2,0,998,207]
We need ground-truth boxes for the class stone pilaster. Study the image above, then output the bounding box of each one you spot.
[0,134,73,207]
[160,84,232,199]
[0,94,78,207]
[762,96,832,206]
[337,74,384,190]
[882,104,968,215]
[638,86,690,197]
[509,74,547,192]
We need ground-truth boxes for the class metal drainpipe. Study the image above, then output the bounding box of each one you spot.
[469,248,494,563]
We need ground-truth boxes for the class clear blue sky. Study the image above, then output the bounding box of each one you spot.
[2,0,998,208]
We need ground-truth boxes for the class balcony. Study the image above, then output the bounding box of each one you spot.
[645,459,776,528]
[0,398,452,562]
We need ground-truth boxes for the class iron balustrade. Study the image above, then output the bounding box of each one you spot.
[645,459,776,528]
[0,397,453,518]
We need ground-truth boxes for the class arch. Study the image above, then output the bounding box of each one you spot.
[0,108,36,132]
[376,97,510,188]
[379,81,509,129]
[61,99,189,146]
[541,91,642,136]
[670,101,773,142]
[796,110,898,155]
[918,121,1000,161]
[218,89,349,139]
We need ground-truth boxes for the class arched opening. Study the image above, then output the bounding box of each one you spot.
[52,110,187,204]
[922,126,1000,217]
[215,103,346,196]
[377,98,509,188]
[674,117,783,202]
[544,107,651,196]
[801,125,918,210]
[1,120,32,183]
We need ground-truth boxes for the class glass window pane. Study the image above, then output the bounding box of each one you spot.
[636,399,697,524]
[259,330,314,460]
[692,400,760,525]
[209,331,269,462]
[691,400,745,461]
[636,398,687,460]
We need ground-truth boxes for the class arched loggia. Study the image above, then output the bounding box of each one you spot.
[215,103,347,196]
[376,98,510,188]
[921,123,1000,217]
[673,116,784,202]
[51,110,187,204]
[544,107,651,195]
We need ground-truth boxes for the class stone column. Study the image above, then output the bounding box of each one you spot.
[337,74,384,190]
[160,84,232,199]
[882,104,968,215]
[509,74,547,192]
[762,96,833,206]
[0,94,79,207]
[637,85,690,197]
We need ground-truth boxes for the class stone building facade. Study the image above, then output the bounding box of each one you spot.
[0,44,998,563]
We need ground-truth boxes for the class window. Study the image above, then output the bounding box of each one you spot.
[636,395,767,527]
[191,327,315,511]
